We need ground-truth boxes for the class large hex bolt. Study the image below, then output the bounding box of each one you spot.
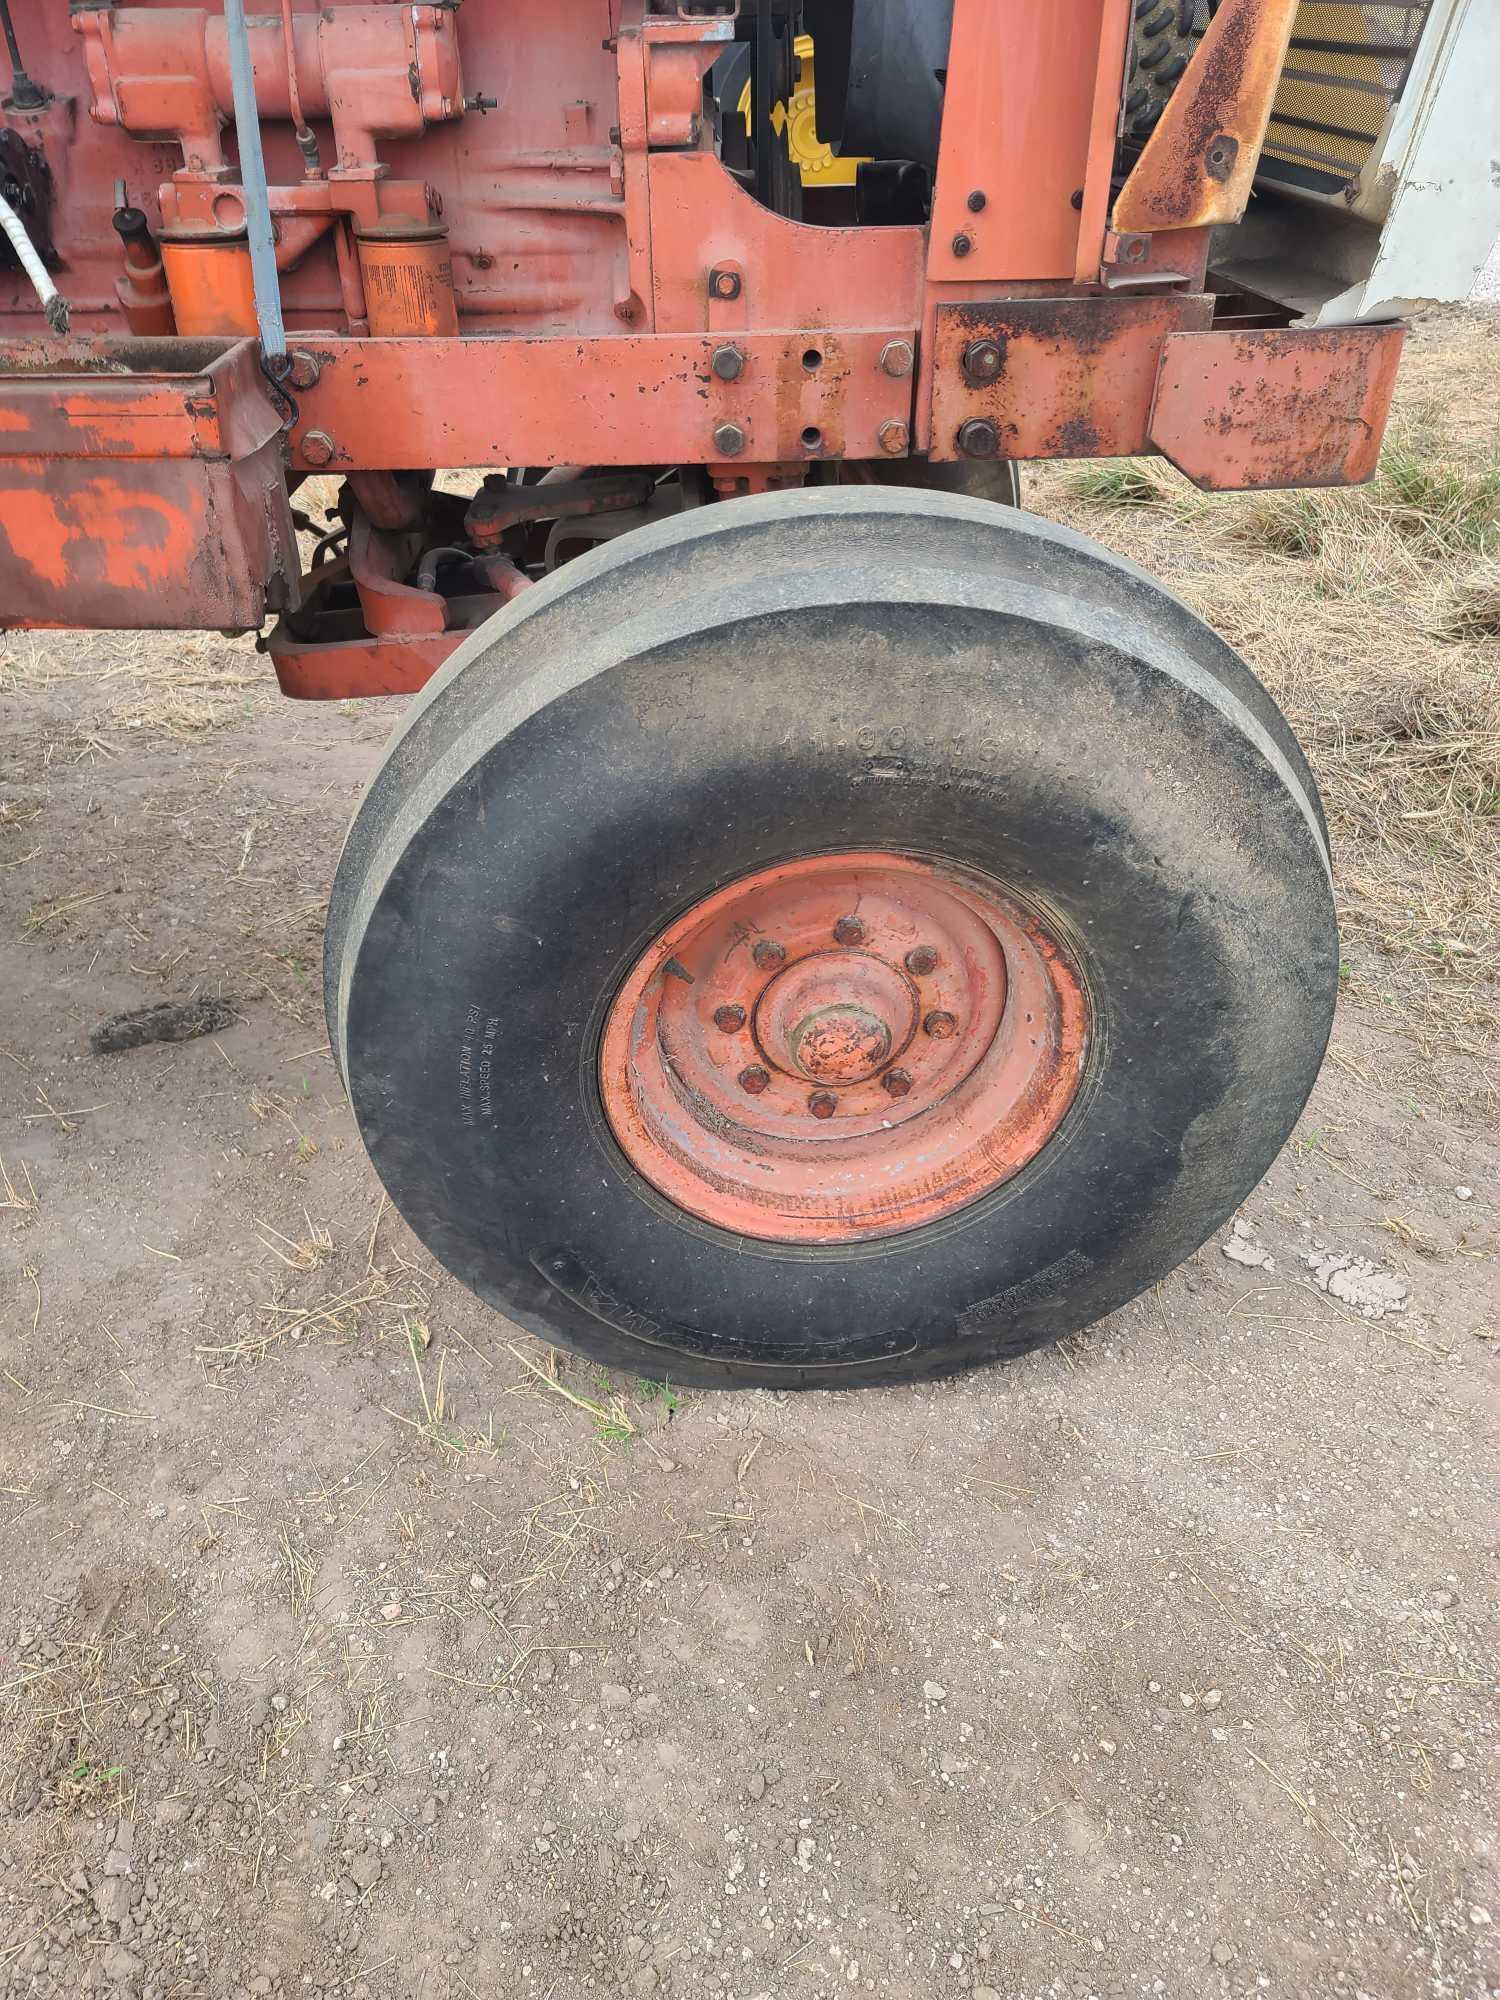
[878,339,914,378]
[877,418,909,456]
[957,418,999,459]
[962,338,1003,385]
[711,344,744,381]
[713,421,746,457]
[301,429,337,468]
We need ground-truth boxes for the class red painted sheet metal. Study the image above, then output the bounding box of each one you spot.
[0,337,297,627]
[1149,324,1406,490]
[928,294,1214,463]
[266,624,467,699]
[928,0,1126,285]
[283,330,918,471]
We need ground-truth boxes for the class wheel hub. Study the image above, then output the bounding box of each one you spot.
[757,950,914,1084]
[599,851,1088,1244]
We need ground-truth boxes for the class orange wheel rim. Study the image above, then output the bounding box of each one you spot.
[599,851,1088,1244]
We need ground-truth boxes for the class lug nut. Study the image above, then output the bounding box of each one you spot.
[883,1067,913,1097]
[923,1009,958,1039]
[714,1003,747,1033]
[833,915,864,945]
[752,939,785,971]
[738,1065,770,1095]
[808,1090,838,1119]
[905,945,938,976]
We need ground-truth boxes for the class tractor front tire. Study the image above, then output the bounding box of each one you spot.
[326,488,1334,1389]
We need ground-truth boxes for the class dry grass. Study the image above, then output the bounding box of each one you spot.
[2,627,268,734]
[1035,312,1500,1082]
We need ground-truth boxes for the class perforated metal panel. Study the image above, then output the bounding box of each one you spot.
[1259,2,1432,191]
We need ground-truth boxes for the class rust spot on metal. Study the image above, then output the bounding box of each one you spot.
[1148,324,1407,491]
[929,295,1214,463]
[1113,0,1298,234]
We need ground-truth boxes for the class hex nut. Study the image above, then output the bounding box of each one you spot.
[711,344,744,382]
[713,421,746,457]
[962,338,1003,385]
[956,418,999,459]
[878,339,914,379]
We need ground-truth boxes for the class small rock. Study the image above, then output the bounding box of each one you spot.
[94,1877,132,1925]
[1211,1942,1235,1966]
[1448,1752,1466,1771]
[348,1852,381,1892]
[102,1944,143,1982]
[973,1988,1003,2000]
[601,1683,632,1710]
[380,1603,402,1621]
[1454,1186,1474,1201]
[1098,1739,1118,1757]
[747,1773,766,1800]
[1470,1908,1492,1927]
[1200,1689,1223,1711]
[922,1681,946,1703]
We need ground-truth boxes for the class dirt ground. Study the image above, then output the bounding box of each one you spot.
[2,311,1497,2000]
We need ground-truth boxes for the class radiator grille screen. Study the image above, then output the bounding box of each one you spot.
[1255,2,1431,189]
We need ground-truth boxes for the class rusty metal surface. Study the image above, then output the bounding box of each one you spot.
[598,852,1088,1244]
[1149,323,1407,490]
[283,331,917,471]
[0,334,297,628]
[928,294,1214,463]
[1113,0,1299,234]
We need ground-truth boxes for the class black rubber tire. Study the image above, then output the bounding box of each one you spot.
[1125,0,1207,137]
[326,488,1335,1391]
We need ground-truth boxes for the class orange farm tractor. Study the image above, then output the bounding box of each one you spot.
[2,0,1495,1385]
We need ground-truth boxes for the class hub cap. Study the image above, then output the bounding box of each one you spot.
[599,851,1087,1243]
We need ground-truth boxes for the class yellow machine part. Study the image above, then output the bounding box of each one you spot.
[737,33,867,189]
